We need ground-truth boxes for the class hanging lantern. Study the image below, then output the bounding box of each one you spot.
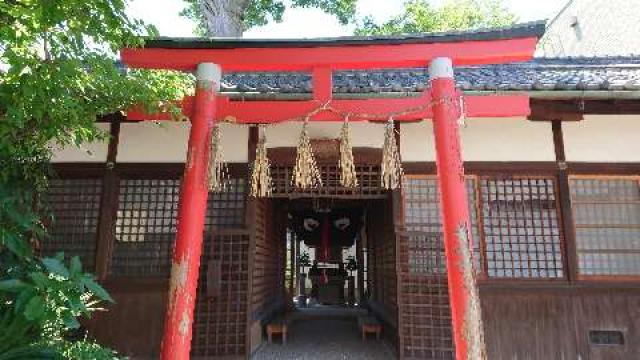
[292,119,322,189]
[339,117,358,188]
[381,117,403,189]
[207,123,228,192]
[250,125,272,197]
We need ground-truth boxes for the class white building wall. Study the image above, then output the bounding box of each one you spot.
[51,118,559,164]
[401,118,555,162]
[116,121,249,163]
[563,115,640,162]
[50,123,111,163]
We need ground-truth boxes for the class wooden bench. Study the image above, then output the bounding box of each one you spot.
[266,320,288,345]
[358,316,382,341]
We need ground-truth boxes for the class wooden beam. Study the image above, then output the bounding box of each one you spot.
[530,99,640,119]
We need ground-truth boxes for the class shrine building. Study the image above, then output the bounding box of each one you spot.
[45,21,640,359]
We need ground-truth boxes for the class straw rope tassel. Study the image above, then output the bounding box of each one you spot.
[207,124,228,192]
[339,117,358,188]
[250,125,272,197]
[292,120,322,189]
[381,117,403,189]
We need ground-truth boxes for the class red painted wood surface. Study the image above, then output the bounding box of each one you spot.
[160,81,216,360]
[431,74,486,359]
[121,37,538,71]
[125,93,530,122]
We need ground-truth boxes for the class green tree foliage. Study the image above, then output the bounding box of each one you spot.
[0,1,190,357]
[355,0,517,36]
[181,0,357,36]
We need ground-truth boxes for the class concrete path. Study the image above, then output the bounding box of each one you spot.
[251,318,397,360]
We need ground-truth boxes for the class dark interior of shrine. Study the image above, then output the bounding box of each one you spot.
[249,197,398,357]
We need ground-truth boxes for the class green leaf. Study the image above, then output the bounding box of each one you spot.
[3,232,33,258]
[81,276,114,303]
[41,257,69,278]
[0,279,27,292]
[28,272,49,287]
[61,312,80,329]
[23,295,45,321]
[69,256,82,277]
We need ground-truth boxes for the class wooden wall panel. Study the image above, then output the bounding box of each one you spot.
[480,288,578,359]
[367,200,399,334]
[480,286,640,360]
[250,199,284,318]
[84,285,168,359]
[247,198,286,354]
[572,288,640,359]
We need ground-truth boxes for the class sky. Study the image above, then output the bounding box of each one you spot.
[127,0,569,38]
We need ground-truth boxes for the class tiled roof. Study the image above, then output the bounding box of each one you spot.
[220,56,640,94]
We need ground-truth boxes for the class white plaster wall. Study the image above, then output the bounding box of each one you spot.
[50,123,111,163]
[117,121,249,163]
[263,121,385,148]
[563,115,640,162]
[460,118,555,162]
[400,118,555,162]
[400,121,436,162]
[52,118,557,164]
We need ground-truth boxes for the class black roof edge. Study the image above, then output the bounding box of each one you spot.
[143,21,547,50]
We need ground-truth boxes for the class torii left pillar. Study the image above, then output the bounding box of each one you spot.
[161,62,221,360]
[430,57,487,360]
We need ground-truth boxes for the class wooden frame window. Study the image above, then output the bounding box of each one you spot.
[480,177,564,279]
[403,175,565,279]
[403,175,482,274]
[112,178,181,276]
[42,178,103,271]
[569,176,640,278]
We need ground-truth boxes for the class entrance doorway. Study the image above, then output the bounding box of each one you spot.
[249,197,398,359]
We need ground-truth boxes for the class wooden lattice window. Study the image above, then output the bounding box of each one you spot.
[111,179,180,276]
[42,178,103,271]
[403,176,482,273]
[570,177,640,277]
[111,177,248,277]
[204,178,247,230]
[480,177,564,279]
[270,164,386,198]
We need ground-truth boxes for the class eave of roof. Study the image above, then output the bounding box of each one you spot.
[144,21,546,50]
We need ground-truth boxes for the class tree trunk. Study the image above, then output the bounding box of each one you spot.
[200,0,250,37]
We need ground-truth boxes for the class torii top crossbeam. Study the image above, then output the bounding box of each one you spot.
[121,21,545,123]
[119,21,545,360]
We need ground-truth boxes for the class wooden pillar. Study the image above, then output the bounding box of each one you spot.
[160,63,221,360]
[95,117,122,279]
[430,57,486,360]
[355,228,365,304]
[291,229,297,296]
[552,121,579,282]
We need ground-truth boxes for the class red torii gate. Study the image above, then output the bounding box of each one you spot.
[121,23,543,360]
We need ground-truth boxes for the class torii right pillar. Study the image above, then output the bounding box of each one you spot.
[429,57,487,360]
